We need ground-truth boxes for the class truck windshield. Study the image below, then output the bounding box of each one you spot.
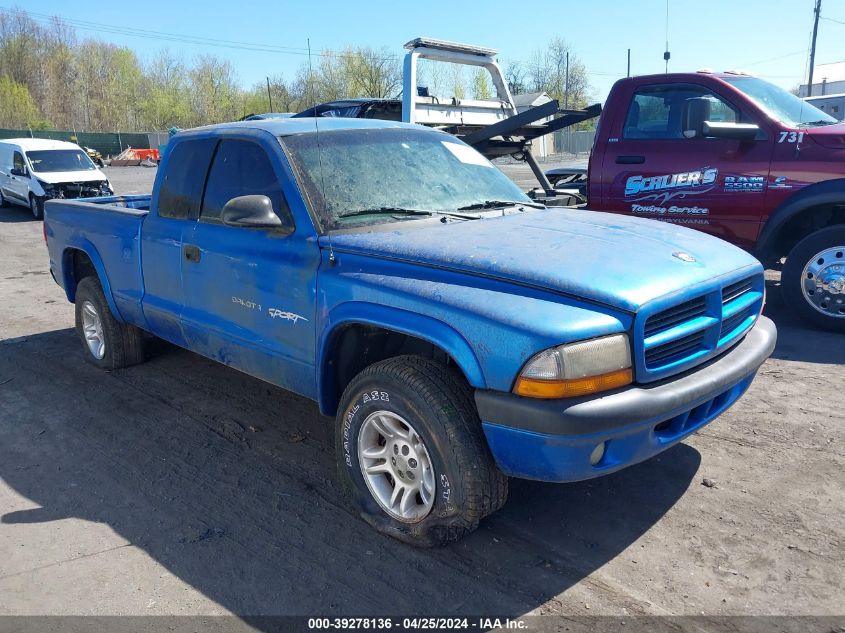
[280,127,531,230]
[26,149,97,173]
[723,76,838,127]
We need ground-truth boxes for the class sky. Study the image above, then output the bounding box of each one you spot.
[20,0,845,103]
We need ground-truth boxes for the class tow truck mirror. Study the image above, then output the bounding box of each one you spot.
[701,121,760,141]
[221,195,283,229]
[682,97,711,138]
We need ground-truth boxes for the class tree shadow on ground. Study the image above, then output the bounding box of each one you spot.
[1,329,700,621]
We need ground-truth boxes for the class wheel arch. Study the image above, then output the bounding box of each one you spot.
[317,302,486,417]
[757,178,845,265]
[61,244,123,320]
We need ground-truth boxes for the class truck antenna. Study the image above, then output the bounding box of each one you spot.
[663,0,671,73]
[308,37,335,264]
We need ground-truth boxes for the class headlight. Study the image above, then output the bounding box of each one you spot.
[36,180,56,198]
[514,334,632,399]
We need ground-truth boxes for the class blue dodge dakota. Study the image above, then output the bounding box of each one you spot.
[45,118,776,546]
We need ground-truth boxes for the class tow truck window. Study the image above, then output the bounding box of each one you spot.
[722,76,837,127]
[200,139,290,225]
[624,85,738,139]
[157,139,216,220]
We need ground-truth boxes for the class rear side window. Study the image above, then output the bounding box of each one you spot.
[200,139,290,224]
[157,139,216,219]
[624,85,738,139]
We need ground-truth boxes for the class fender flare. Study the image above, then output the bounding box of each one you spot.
[61,241,124,321]
[757,178,845,261]
[317,302,486,416]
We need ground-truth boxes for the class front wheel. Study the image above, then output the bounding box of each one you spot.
[336,356,507,547]
[782,226,845,332]
[29,194,44,219]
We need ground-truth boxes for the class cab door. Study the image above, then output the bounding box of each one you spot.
[7,150,31,204]
[180,134,320,399]
[603,83,772,250]
[141,137,216,346]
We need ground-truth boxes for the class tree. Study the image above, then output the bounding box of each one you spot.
[525,37,589,109]
[472,67,492,99]
[502,60,527,95]
[0,75,46,128]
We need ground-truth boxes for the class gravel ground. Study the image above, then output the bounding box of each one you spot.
[0,165,842,624]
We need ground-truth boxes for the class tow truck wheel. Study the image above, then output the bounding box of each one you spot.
[29,194,43,220]
[335,355,507,547]
[782,226,845,332]
[74,276,146,369]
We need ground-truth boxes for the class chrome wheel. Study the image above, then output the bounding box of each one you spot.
[802,246,845,318]
[357,411,436,523]
[81,300,106,359]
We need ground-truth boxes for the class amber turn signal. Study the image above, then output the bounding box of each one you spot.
[514,368,633,399]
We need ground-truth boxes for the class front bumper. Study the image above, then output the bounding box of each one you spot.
[476,316,776,482]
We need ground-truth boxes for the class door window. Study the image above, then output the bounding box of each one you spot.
[623,85,738,139]
[157,139,216,219]
[200,139,290,225]
[13,151,26,173]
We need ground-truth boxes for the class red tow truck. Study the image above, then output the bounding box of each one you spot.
[548,71,845,331]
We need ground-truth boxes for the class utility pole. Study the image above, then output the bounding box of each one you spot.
[564,51,570,109]
[266,77,274,112]
[807,0,822,96]
[627,49,631,78]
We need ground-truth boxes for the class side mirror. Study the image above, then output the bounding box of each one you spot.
[702,121,760,141]
[682,97,711,138]
[10,167,28,178]
[221,195,283,229]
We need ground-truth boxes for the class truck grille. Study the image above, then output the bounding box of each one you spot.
[644,296,707,337]
[638,273,764,381]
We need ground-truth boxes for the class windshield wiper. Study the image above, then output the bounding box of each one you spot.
[457,199,545,211]
[337,207,434,220]
[798,120,836,127]
[337,207,481,222]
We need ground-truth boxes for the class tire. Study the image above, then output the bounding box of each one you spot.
[782,226,845,332]
[0,189,7,208]
[336,356,507,547]
[74,276,146,369]
[29,194,43,220]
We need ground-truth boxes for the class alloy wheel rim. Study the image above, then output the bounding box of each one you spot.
[81,301,106,359]
[801,246,845,318]
[357,410,436,523]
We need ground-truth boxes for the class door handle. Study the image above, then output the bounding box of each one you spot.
[183,244,201,263]
[616,155,645,164]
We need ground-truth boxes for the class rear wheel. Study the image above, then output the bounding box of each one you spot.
[0,189,7,208]
[782,226,845,332]
[29,194,43,219]
[74,276,145,369]
[336,356,507,547]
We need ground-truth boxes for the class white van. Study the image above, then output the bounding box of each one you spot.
[0,138,112,219]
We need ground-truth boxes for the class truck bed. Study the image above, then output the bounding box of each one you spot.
[45,195,150,324]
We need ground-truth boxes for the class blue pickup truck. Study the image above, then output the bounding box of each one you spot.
[45,118,776,546]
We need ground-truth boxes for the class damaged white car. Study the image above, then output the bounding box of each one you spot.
[0,138,112,219]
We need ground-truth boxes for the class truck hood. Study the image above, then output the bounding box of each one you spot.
[32,169,107,185]
[805,122,845,149]
[326,209,761,313]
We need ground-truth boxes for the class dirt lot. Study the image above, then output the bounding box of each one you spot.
[0,165,842,624]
